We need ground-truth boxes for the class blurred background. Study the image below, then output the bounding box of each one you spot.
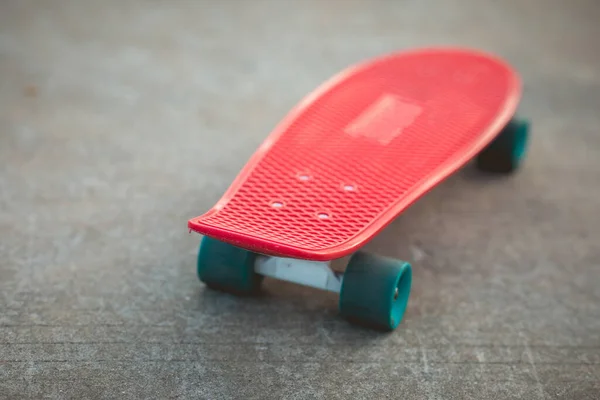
[1,0,599,398]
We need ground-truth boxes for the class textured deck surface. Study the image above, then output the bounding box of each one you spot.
[1,1,599,399]
[190,49,520,259]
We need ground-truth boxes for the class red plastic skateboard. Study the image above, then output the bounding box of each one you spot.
[188,47,529,331]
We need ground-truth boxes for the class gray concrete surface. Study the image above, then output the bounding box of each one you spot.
[1,0,599,398]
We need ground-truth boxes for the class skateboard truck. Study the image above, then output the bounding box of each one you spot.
[254,255,344,293]
[197,235,413,332]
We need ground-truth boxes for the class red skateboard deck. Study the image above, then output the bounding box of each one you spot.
[188,47,523,261]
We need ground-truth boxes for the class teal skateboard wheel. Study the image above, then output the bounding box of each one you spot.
[476,117,530,173]
[339,251,412,331]
[197,235,263,295]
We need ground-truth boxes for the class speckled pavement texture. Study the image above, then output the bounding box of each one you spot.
[1,0,599,399]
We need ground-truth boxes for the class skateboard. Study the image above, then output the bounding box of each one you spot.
[188,47,530,331]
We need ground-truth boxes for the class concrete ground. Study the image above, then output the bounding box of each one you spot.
[1,0,599,398]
